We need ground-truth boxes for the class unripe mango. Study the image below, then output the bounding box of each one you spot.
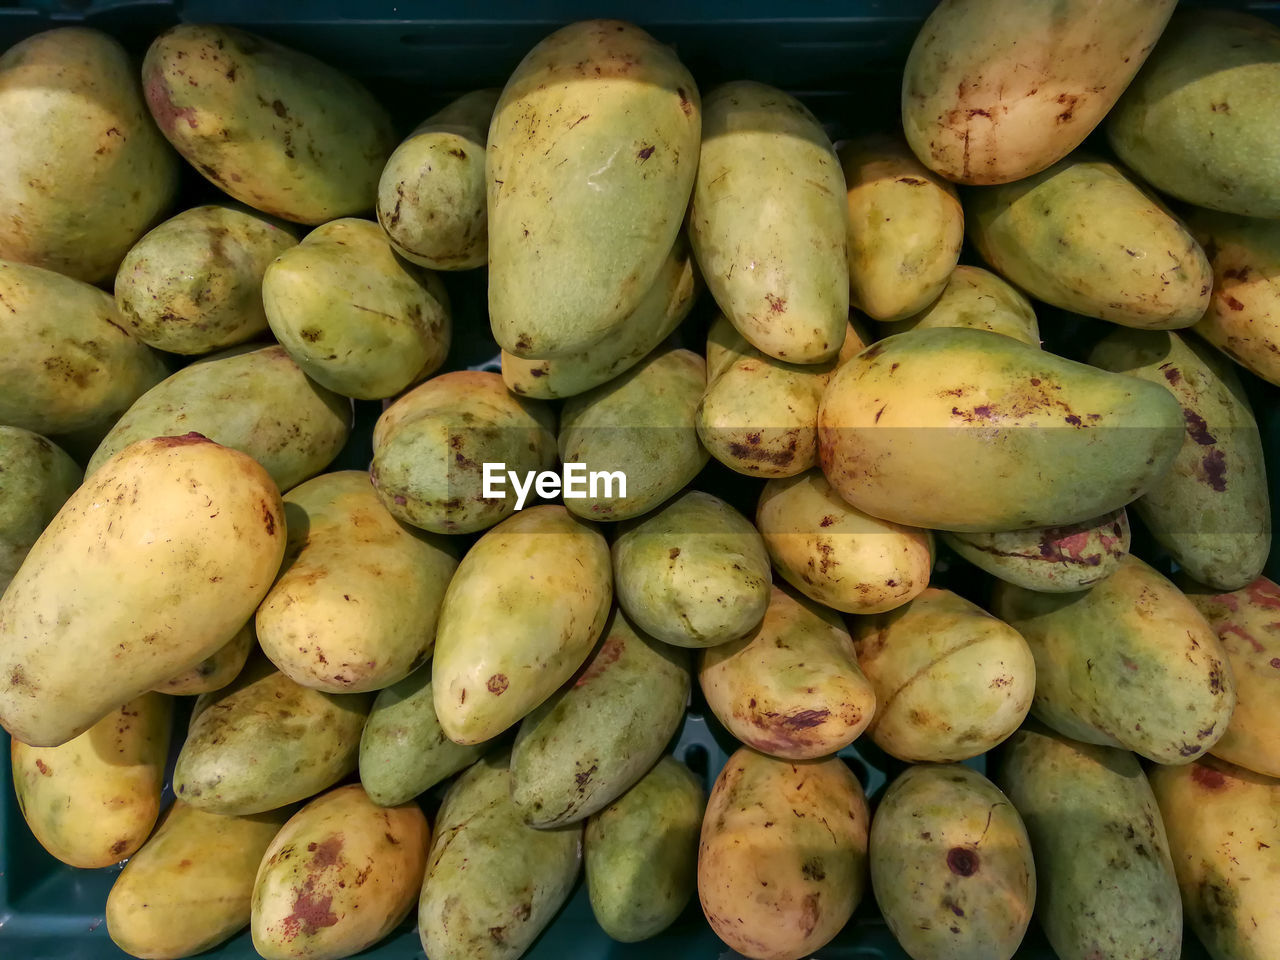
[884,264,1039,346]
[0,427,81,593]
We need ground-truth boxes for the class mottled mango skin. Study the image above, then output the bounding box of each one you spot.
[511,611,689,826]
[252,784,429,960]
[488,20,699,359]
[154,619,255,696]
[116,204,298,355]
[699,748,868,960]
[870,765,1034,960]
[107,801,292,960]
[854,588,1034,763]
[585,755,704,943]
[817,327,1184,531]
[885,264,1040,346]
[256,471,459,693]
[1091,329,1269,590]
[419,753,582,960]
[142,24,394,224]
[432,506,612,745]
[0,28,178,283]
[0,427,81,593]
[993,555,1235,764]
[11,693,170,869]
[1149,756,1280,960]
[968,155,1211,329]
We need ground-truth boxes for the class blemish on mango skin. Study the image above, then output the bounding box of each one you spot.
[486,673,509,695]
[1191,763,1227,790]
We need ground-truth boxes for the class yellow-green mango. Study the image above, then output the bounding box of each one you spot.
[252,784,429,960]
[419,753,582,960]
[256,471,459,693]
[1149,756,1280,960]
[1090,329,1269,590]
[884,264,1040,346]
[0,427,80,593]
[558,347,708,521]
[993,555,1235,764]
[432,505,611,744]
[756,469,933,614]
[263,218,450,400]
[87,344,351,492]
[817,327,1185,531]
[870,764,1034,960]
[840,134,963,321]
[115,204,298,355]
[488,20,699,359]
[699,748,869,960]
[585,755,704,943]
[853,588,1034,763]
[370,370,557,534]
[11,693,170,868]
[690,81,847,364]
[0,434,284,747]
[995,725,1182,960]
[0,28,178,283]
[154,619,255,696]
[142,24,394,224]
[377,89,499,271]
[106,801,292,960]
[968,155,1211,329]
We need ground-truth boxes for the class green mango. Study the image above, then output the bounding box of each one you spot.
[884,265,1040,346]
[154,619,255,696]
[0,427,81,593]
[817,327,1184,531]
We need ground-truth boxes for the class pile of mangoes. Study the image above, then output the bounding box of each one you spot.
[1,3,1279,960]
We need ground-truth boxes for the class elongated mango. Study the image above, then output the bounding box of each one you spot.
[885,264,1040,346]
[0,427,81,593]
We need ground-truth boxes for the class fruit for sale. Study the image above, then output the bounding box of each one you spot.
[884,264,1039,346]
[0,427,81,593]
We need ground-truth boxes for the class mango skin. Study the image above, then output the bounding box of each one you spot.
[419,753,582,960]
[854,588,1034,763]
[142,24,394,224]
[370,370,557,534]
[11,692,170,868]
[817,327,1185,532]
[488,20,699,359]
[995,725,1182,960]
[1149,756,1280,960]
[885,264,1040,346]
[0,434,284,747]
[699,748,869,960]
[902,0,1175,185]
[1090,329,1270,590]
[154,619,255,696]
[585,755,705,943]
[432,505,612,745]
[107,801,292,960]
[252,784,429,960]
[870,764,1034,960]
[0,28,179,283]
[690,81,847,364]
[968,155,1212,329]
[0,427,81,593]
[87,344,352,493]
[256,471,459,693]
[993,555,1235,764]
[612,490,771,649]
[116,204,297,356]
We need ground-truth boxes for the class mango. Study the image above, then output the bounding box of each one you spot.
[699,748,869,960]
[370,370,557,534]
[432,505,611,744]
[419,753,582,960]
[612,490,771,648]
[993,555,1235,764]
[853,588,1034,763]
[256,471,459,693]
[690,81,846,364]
[585,755,705,943]
[870,764,1034,960]
[902,0,1176,184]
[1090,328,1269,590]
[817,327,1185,531]
[0,434,284,747]
[558,347,708,521]
[154,619,255,696]
[0,427,81,593]
[142,24,394,224]
[995,725,1182,960]
[884,264,1040,346]
[11,692,170,868]
[0,27,178,283]
[87,344,351,493]
[488,20,699,359]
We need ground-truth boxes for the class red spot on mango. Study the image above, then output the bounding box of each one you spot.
[574,634,624,687]
[486,674,509,695]
[307,836,343,868]
[1191,764,1227,789]
[1246,578,1280,610]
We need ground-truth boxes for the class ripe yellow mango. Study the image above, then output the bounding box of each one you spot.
[153,620,254,696]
